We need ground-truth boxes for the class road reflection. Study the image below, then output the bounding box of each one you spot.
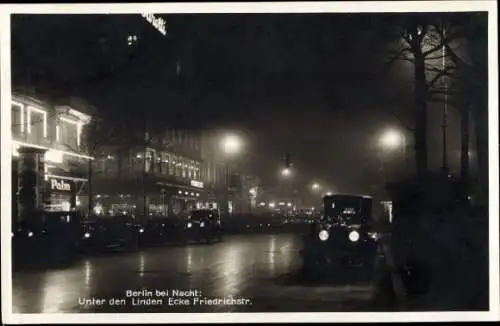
[10,234,377,313]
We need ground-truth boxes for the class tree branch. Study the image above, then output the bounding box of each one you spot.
[386,47,413,66]
[387,107,415,132]
[444,43,470,71]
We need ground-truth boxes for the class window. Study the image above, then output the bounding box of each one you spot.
[145,150,153,173]
[174,156,181,177]
[134,152,143,172]
[58,117,79,150]
[181,158,187,178]
[27,106,47,139]
[157,152,164,175]
[167,153,174,176]
[11,102,24,134]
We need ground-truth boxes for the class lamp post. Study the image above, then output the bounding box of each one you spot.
[219,133,246,215]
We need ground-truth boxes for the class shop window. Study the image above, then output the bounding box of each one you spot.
[111,203,135,216]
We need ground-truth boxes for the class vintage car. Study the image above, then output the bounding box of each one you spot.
[12,211,83,268]
[301,194,382,280]
[78,215,142,252]
[180,209,223,244]
[137,216,179,247]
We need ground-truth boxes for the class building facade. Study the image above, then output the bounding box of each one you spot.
[88,128,207,218]
[11,93,93,221]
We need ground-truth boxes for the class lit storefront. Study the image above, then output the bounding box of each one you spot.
[11,95,92,221]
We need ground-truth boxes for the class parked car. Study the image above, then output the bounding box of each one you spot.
[137,216,179,247]
[12,211,83,268]
[179,209,223,244]
[78,215,142,252]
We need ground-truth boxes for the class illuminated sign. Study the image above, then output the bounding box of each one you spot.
[141,13,167,36]
[49,178,72,192]
[190,180,204,188]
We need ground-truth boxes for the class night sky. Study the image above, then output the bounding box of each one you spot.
[11,13,473,194]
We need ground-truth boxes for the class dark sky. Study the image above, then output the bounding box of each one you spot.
[11,13,476,194]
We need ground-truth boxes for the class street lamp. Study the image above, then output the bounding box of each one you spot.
[379,129,405,153]
[221,134,243,155]
[311,183,320,191]
[281,167,291,177]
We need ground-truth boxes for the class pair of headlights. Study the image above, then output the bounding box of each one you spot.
[318,229,360,242]
[187,222,205,228]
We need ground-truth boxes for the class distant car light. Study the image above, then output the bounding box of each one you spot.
[349,230,360,242]
[187,222,192,228]
[200,222,205,228]
[28,231,34,237]
[139,228,144,233]
[84,232,91,238]
[318,230,329,241]
[369,232,379,240]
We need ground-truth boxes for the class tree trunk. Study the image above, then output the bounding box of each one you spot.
[413,51,428,182]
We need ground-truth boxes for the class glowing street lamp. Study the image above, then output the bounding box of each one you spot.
[222,134,243,155]
[281,167,292,177]
[311,183,320,191]
[380,129,405,152]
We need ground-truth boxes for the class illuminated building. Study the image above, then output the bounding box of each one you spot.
[89,129,206,218]
[11,93,92,221]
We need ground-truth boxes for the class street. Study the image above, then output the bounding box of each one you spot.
[12,233,395,313]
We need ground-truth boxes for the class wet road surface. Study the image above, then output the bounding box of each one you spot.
[12,233,395,313]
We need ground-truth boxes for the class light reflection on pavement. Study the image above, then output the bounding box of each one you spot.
[12,234,384,313]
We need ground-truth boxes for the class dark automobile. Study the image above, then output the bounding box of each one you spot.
[78,215,142,252]
[301,194,382,280]
[12,211,83,268]
[180,209,223,244]
[137,217,178,247]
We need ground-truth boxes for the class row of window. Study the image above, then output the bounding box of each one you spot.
[94,150,233,186]
[94,151,203,181]
[11,100,85,152]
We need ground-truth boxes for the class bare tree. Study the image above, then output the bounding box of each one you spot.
[385,15,459,181]
[431,14,488,205]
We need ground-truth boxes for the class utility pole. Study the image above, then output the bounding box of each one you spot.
[441,24,450,175]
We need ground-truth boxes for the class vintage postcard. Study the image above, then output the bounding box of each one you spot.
[1,1,498,323]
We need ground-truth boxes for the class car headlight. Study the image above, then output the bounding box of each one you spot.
[349,230,360,242]
[200,222,205,228]
[187,222,192,228]
[139,228,144,233]
[84,232,91,238]
[28,231,34,237]
[318,229,329,241]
